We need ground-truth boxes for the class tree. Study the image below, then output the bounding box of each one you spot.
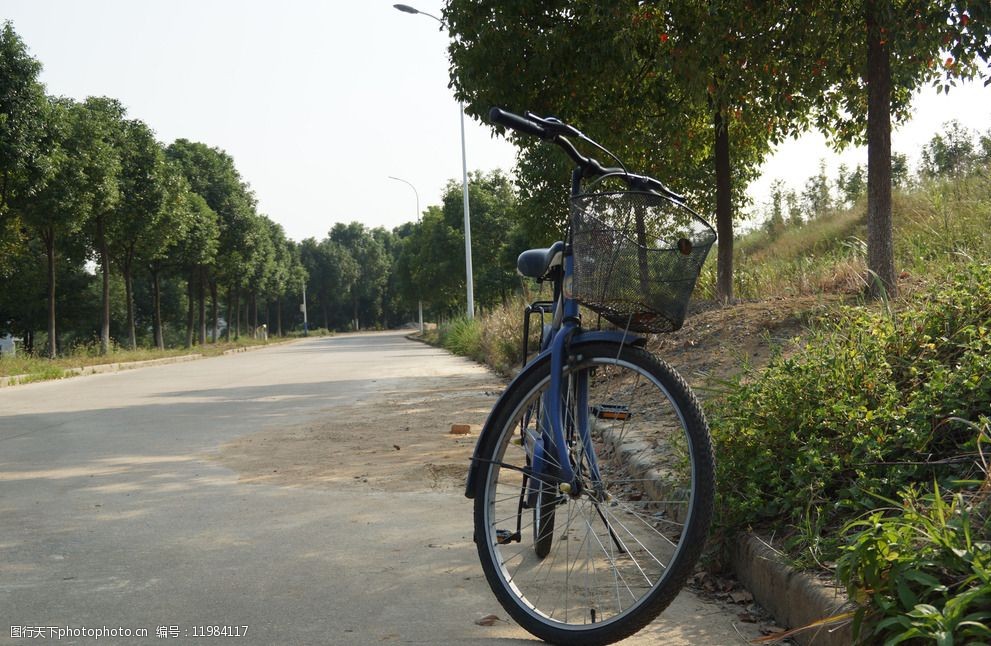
[0,22,47,235]
[299,237,357,330]
[446,1,835,303]
[920,119,981,178]
[439,171,519,310]
[79,97,124,354]
[813,1,991,298]
[329,223,389,330]
[109,119,170,349]
[143,162,192,349]
[763,179,786,236]
[837,163,867,206]
[166,139,256,340]
[403,205,466,316]
[14,98,99,357]
[172,193,218,348]
[261,218,296,336]
[0,236,48,351]
[243,212,276,336]
[802,160,833,218]
[891,152,910,188]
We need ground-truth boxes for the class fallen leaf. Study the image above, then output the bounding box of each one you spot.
[730,590,754,604]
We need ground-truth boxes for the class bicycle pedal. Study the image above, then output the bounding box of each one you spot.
[592,404,631,421]
[496,529,521,544]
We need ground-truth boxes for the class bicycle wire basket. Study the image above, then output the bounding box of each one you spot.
[569,190,716,333]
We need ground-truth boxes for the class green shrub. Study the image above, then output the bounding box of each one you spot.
[837,480,991,644]
[711,263,991,564]
[439,317,485,362]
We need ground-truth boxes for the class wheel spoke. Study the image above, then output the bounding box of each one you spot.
[475,346,714,641]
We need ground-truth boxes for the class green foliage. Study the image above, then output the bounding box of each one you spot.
[394,171,525,318]
[329,222,390,329]
[438,317,484,360]
[813,2,991,146]
[0,21,47,224]
[710,263,991,564]
[921,119,989,179]
[0,22,309,353]
[445,0,830,301]
[299,236,358,331]
[837,481,991,644]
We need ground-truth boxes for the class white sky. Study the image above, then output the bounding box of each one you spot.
[4,1,990,241]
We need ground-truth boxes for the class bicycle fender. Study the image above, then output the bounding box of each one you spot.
[464,330,645,499]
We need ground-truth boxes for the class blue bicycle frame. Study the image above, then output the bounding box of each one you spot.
[465,167,645,500]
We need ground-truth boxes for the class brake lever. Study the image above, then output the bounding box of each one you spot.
[525,112,583,138]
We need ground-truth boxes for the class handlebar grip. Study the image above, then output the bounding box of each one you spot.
[489,107,549,139]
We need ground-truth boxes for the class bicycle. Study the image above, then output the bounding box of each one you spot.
[463,108,718,645]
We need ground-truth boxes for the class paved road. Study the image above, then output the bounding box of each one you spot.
[0,332,756,645]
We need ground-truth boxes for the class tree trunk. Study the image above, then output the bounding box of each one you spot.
[276,295,283,337]
[152,267,164,350]
[185,268,195,348]
[197,267,207,345]
[44,229,57,359]
[234,287,241,339]
[865,0,897,300]
[714,108,734,304]
[226,285,234,341]
[124,252,136,350]
[98,219,111,354]
[210,279,218,343]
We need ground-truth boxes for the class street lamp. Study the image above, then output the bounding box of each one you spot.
[393,3,475,320]
[388,175,420,220]
[388,175,424,334]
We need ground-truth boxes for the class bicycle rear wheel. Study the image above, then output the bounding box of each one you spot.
[473,343,714,645]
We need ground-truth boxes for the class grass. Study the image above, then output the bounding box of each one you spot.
[0,335,301,381]
[424,297,536,377]
[694,170,991,301]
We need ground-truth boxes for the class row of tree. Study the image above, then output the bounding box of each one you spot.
[6,6,990,355]
[0,22,315,357]
[445,0,991,301]
[302,171,528,332]
[758,120,991,229]
[0,20,542,357]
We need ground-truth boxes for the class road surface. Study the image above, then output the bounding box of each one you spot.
[0,332,760,645]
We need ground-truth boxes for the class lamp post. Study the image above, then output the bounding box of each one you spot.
[393,3,475,320]
[388,175,424,334]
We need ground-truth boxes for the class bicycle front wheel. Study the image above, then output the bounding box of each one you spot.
[473,343,714,645]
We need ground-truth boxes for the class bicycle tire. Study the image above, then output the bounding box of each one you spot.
[473,343,714,645]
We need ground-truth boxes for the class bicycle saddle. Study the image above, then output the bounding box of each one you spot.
[517,241,565,278]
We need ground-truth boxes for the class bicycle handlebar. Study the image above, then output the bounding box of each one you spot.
[489,107,551,140]
[488,107,684,202]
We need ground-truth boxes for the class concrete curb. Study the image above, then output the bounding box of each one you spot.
[731,533,853,645]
